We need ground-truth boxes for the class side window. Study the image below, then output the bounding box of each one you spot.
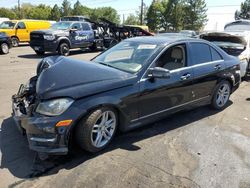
[155,44,186,71]
[190,43,212,65]
[16,22,26,29]
[210,47,223,61]
[71,23,81,30]
[82,23,91,31]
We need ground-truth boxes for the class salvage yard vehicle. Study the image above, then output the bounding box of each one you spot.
[200,31,250,77]
[12,37,241,155]
[30,21,102,56]
[30,19,153,56]
[0,32,12,54]
[0,19,51,47]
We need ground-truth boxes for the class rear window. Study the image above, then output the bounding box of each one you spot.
[210,47,223,61]
[190,43,212,64]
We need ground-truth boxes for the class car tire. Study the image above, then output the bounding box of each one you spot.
[89,44,97,51]
[0,43,9,54]
[76,107,118,153]
[211,80,231,110]
[35,50,45,55]
[11,37,19,47]
[58,42,70,56]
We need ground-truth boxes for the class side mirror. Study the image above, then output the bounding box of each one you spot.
[70,28,77,33]
[148,67,170,79]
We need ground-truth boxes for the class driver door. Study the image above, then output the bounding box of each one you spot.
[15,22,29,42]
[138,43,194,120]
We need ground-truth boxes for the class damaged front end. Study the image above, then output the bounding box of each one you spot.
[11,58,72,155]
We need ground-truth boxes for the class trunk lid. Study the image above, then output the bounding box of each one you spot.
[200,32,247,56]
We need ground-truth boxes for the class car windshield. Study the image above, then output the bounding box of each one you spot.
[92,41,160,73]
[50,22,72,30]
[224,22,250,31]
[0,21,16,29]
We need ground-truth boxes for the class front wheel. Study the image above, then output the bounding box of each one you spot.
[211,81,231,110]
[58,43,70,56]
[0,43,9,54]
[11,37,19,47]
[76,107,118,153]
[35,50,45,55]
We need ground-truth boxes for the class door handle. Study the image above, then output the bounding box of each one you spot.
[214,64,222,70]
[181,73,191,80]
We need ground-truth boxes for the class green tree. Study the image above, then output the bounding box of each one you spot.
[61,0,71,17]
[236,0,250,19]
[182,0,207,30]
[50,4,61,21]
[0,8,17,19]
[90,7,120,23]
[27,4,52,20]
[124,14,140,25]
[146,0,164,31]
[72,0,82,15]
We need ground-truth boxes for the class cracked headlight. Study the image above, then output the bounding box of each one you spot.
[44,34,55,40]
[36,98,74,116]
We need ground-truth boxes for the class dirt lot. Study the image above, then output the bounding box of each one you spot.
[1,45,250,188]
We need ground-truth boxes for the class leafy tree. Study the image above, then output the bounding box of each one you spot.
[146,0,164,31]
[0,8,17,19]
[90,7,120,23]
[236,0,250,19]
[72,0,82,15]
[72,1,92,17]
[161,0,184,31]
[27,4,52,20]
[50,4,61,21]
[124,14,140,25]
[182,0,208,30]
[61,0,71,17]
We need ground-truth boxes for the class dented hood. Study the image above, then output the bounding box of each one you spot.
[200,32,247,46]
[36,56,135,100]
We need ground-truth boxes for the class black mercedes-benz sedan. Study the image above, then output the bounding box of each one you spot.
[12,37,241,155]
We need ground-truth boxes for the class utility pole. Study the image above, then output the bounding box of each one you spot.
[18,0,21,19]
[140,0,143,25]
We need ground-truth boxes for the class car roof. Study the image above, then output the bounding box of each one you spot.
[125,36,205,46]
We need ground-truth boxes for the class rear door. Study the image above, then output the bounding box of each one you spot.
[189,42,225,100]
[69,22,94,48]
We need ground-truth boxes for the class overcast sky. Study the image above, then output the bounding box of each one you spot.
[0,0,246,31]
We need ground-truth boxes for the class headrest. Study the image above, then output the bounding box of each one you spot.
[171,47,183,60]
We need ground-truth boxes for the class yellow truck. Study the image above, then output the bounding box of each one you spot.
[0,20,51,46]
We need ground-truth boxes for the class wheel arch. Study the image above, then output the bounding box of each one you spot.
[56,37,71,50]
[67,102,129,147]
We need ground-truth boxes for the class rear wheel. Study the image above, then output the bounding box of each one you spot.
[58,42,70,56]
[76,107,118,153]
[35,50,45,55]
[211,80,231,110]
[0,43,9,54]
[11,37,19,47]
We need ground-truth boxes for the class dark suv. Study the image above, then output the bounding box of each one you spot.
[30,21,103,56]
[0,32,12,54]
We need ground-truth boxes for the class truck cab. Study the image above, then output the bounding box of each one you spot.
[30,21,103,56]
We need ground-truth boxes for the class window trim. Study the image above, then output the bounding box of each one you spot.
[140,42,189,81]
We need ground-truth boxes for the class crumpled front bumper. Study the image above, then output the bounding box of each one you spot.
[12,96,70,155]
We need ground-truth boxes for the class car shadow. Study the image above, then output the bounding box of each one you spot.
[0,102,232,179]
[17,49,102,59]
